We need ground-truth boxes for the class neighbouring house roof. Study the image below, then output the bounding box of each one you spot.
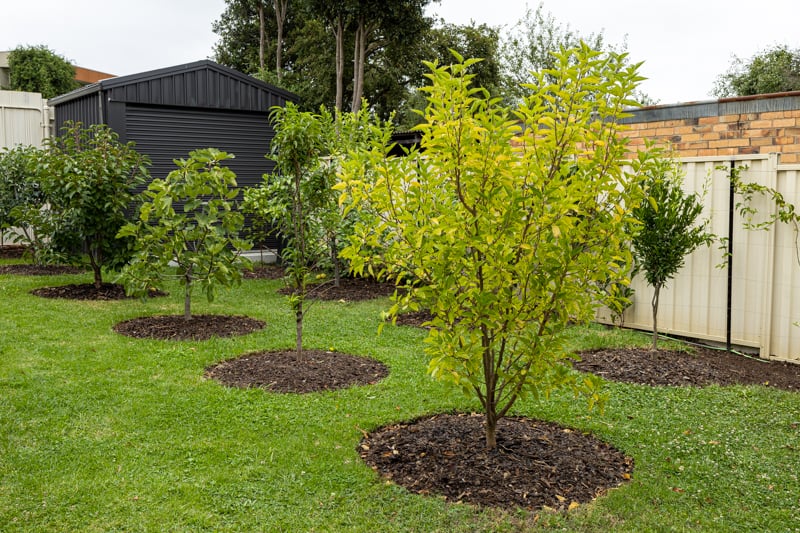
[0,50,115,88]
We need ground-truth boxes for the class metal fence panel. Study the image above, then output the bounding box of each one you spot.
[0,90,49,149]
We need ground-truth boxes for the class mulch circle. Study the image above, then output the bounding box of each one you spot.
[30,283,165,301]
[573,346,800,391]
[0,245,27,259]
[392,310,434,328]
[278,276,397,302]
[114,314,265,341]
[360,412,633,511]
[1,264,84,276]
[206,349,389,393]
[243,264,286,280]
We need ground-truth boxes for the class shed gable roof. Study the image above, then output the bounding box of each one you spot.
[49,60,297,112]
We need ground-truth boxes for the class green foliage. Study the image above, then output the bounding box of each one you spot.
[0,145,45,246]
[38,122,150,287]
[7,45,79,98]
[118,148,250,320]
[631,155,715,349]
[337,47,652,449]
[713,44,800,97]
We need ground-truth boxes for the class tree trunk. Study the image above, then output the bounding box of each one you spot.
[89,240,102,288]
[485,410,498,450]
[351,17,365,113]
[273,0,288,81]
[651,284,661,350]
[257,2,265,71]
[184,274,193,321]
[334,16,345,113]
[296,300,303,357]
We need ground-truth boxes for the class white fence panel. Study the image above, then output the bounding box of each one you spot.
[0,90,50,149]
[606,154,800,363]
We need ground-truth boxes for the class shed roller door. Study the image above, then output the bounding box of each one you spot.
[125,104,274,188]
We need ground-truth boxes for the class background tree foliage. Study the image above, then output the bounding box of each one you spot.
[337,48,653,450]
[713,44,800,97]
[7,45,79,98]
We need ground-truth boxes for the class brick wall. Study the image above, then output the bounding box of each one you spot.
[620,91,800,164]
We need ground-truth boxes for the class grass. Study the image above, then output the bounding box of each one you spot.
[1,265,799,532]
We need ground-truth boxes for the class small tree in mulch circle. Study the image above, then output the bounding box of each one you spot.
[39,122,150,287]
[118,148,251,320]
[337,47,656,451]
[631,154,715,350]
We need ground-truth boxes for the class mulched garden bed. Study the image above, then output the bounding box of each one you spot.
[206,349,389,393]
[30,283,165,301]
[573,346,800,391]
[243,263,286,280]
[1,264,84,276]
[278,276,398,302]
[114,314,265,341]
[360,412,632,511]
[0,244,27,259]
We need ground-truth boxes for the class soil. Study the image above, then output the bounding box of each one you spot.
[30,283,165,301]
[278,276,398,302]
[360,412,633,512]
[1,264,84,276]
[243,264,286,280]
[0,244,27,259]
[205,349,389,393]
[573,346,800,391]
[113,314,266,341]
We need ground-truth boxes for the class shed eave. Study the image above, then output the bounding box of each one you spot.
[48,82,103,106]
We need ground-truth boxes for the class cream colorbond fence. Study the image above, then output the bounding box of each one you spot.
[598,153,800,363]
[0,90,50,149]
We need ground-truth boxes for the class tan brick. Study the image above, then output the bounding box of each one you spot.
[712,124,729,132]
[773,118,797,127]
[780,143,800,153]
[656,127,677,136]
[709,138,750,148]
[781,153,800,163]
[716,147,738,156]
[774,136,796,145]
[783,127,800,136]
[680,133,702,142]
[673,125,695,135]
[677,149,699,157]
[750,120,773,129]
[693,124,713,133]
[750,137,776,147]
[698,148,718,157]
[720,114,741,123]
[744,128,776,138]
[698,116,719,125]
[738,147,760,155]
[761,111,785,120]
[702,132,721,141]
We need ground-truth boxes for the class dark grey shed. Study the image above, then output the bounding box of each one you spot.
[49,59,296,186]
[49,59,297,251]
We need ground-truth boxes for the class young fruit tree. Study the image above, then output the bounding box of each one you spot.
[118,148,251,320]
[337,46,653,450]
[631,156,715,349]
[40,122,150,285]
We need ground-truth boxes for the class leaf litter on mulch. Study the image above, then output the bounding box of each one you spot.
[360,412,633,512]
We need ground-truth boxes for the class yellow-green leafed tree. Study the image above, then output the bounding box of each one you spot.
[337,46,654,450]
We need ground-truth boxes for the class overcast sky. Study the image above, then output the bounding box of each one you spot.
[1,0,798,105]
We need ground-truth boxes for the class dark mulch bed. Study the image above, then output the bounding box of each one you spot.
[243,263,286,280]
[573,346,800,391]
[114,314,265,341]
[0,244,27,259]
[30,283,165,301]
[278,276,397,302]
[392,310,434,328]
[205,349,389,393]
[1,264,84,276]
[360,412,632,511]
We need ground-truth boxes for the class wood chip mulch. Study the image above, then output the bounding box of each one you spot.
[1,264,84,276]
[113,314,265,341]
[360,412,633,511]
[30,283,165,301]
[278,276,398,302]
[205,349,389,393]
[573,346,800,391]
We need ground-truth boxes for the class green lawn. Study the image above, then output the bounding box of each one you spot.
[1,265,799,532]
